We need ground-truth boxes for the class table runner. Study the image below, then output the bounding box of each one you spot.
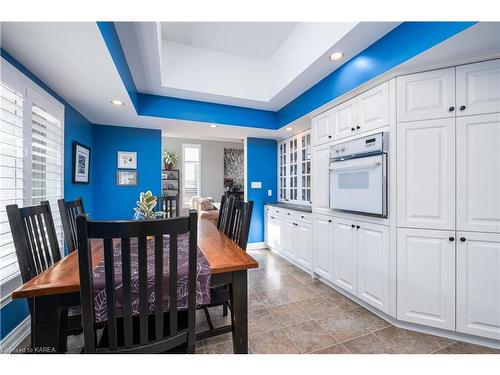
[92,233,211,322]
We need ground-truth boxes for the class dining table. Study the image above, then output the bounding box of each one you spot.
[11,219,258,354]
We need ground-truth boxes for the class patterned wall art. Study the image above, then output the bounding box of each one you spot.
[223,148,244,191]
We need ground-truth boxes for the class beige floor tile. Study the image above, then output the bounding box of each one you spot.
[296,297,346,320]
[249,308,281,336]
[256,289,293,308]
[343,333,402,354]
[284,320,337,353]
[311,344,352,354]
[316,313,370,342]
[268,302,314,328]
[249,328,300,354]
[283,285,319,302]
[198,332,233,349]
[439,341,500,354]
[372,326,454,354]
[203,341,234,354]
[345,307,391,331]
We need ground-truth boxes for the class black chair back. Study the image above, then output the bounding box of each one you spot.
[218,196,235,234]
[76,211,198,353]
[58,197,85,253]
[157,195,179,218]
[6,201,61,286]
[227,200,254,250]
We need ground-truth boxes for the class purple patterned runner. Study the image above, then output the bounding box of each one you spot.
[92,233,211,322]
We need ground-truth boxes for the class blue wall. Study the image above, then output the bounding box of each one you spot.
[1,48,95,342]
[92,124,162,220]
[246,138,278,243]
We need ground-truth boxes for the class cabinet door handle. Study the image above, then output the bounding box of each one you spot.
[460,237,466,242]
[460,105,466,111]
[448,106,455,112]
[287,212,291,215]
[328,135,332,139]
[328,219,332,223]
[351,224,355,228]
[351,127,356,131]
[356,125,361,130]
[449,237,455,242]
[356,225,360,229]
[270,216,275,219]
[301,215,305,219]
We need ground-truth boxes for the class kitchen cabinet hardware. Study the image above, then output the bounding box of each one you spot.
[449,237,455,241]
[460,237,466,242]
[449,106,455,112]
[460,105,466,111]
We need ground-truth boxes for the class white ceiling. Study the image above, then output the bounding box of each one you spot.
[161,22,298,62]
[119,22,401,110]
[1,22,499,143]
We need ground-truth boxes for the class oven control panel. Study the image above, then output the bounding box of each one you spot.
[330,132,387,160]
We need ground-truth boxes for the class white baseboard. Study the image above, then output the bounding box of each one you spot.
[246,242,267,250]
[0,316,30,353]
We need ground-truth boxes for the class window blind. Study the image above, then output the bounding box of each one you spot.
[0,60,64,299]
[182,144,201,206]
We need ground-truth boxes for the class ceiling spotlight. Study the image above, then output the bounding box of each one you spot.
[111,99,125,106]
[329,52,343,62]
[286,127,293,131]
[209,124,217,128]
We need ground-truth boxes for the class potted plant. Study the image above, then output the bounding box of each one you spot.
[133,191,166,220]
[162,150,178,170]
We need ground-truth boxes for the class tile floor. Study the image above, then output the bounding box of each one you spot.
[15,248,500,354]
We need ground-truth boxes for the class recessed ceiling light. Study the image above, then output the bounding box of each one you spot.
[329,52,343,62]
[111,99,125,106]
[286,127,293,131]
[209,124,217,128]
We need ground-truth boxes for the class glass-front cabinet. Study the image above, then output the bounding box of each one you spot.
[278,130,311,205]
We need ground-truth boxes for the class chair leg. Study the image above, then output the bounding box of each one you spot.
[58,307,69,353]
[222,302,228,317]
[202,307,214,330]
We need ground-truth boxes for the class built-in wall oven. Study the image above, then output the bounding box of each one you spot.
[329,132,388,217]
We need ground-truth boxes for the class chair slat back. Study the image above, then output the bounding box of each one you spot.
[76,211,198,353]
[227,200,254,250]
[157,195,179,218]
[219,196,235,235]
[58,197,85,253]
[6,201,61,286]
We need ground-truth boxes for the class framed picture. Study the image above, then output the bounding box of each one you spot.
[117,170,138,186]
[117,151,137,169]
[72,142,91,184]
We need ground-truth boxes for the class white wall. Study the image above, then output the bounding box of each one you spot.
[162,137,244,205]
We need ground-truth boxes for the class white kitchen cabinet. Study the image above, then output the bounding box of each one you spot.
[296,222,313,269]
[397,118,455,230]
[397,67,456,122]
[456,59,500,117]
[311,143,333,216]
[332,218,357,294]
[331,99,357,140]
[457,113,500,233]
[457,231,500,340]
[357,222,390,314]
[357,81,390,133]
[266,214,283,251]
[311,111,333,146]
[282,220,297,260]
[313,215,333,281]
[397,228,456,330]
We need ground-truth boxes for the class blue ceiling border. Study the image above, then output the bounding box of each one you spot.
[97,21,476,130]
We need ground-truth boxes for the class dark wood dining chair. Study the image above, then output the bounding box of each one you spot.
[75,211,198,353]
[199,199,254,335]
[218,195,235,234]
[157,195,179,218]
[6,201,82,351]
[58,197,85,253]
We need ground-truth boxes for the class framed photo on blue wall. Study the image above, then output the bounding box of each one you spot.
[72,142,91,184]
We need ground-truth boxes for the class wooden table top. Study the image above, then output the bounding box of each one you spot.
[11,219,258,299]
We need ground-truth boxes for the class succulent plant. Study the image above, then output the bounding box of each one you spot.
[133,191,166,219]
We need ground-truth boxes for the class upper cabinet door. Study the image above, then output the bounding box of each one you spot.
[357,222,390,314]
[397,228,456,330]
[397,118,456,230]
[312,111,333,146]
[457,231,500,340]
[397,68,456,122]
[457,59,500,117]
[332,218,357,295]
[457,113,500,233]
[331,100,357,140]
[312,143,333,216]
[357,81,390,133]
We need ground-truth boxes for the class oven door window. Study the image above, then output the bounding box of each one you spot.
[329,154,386,216]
